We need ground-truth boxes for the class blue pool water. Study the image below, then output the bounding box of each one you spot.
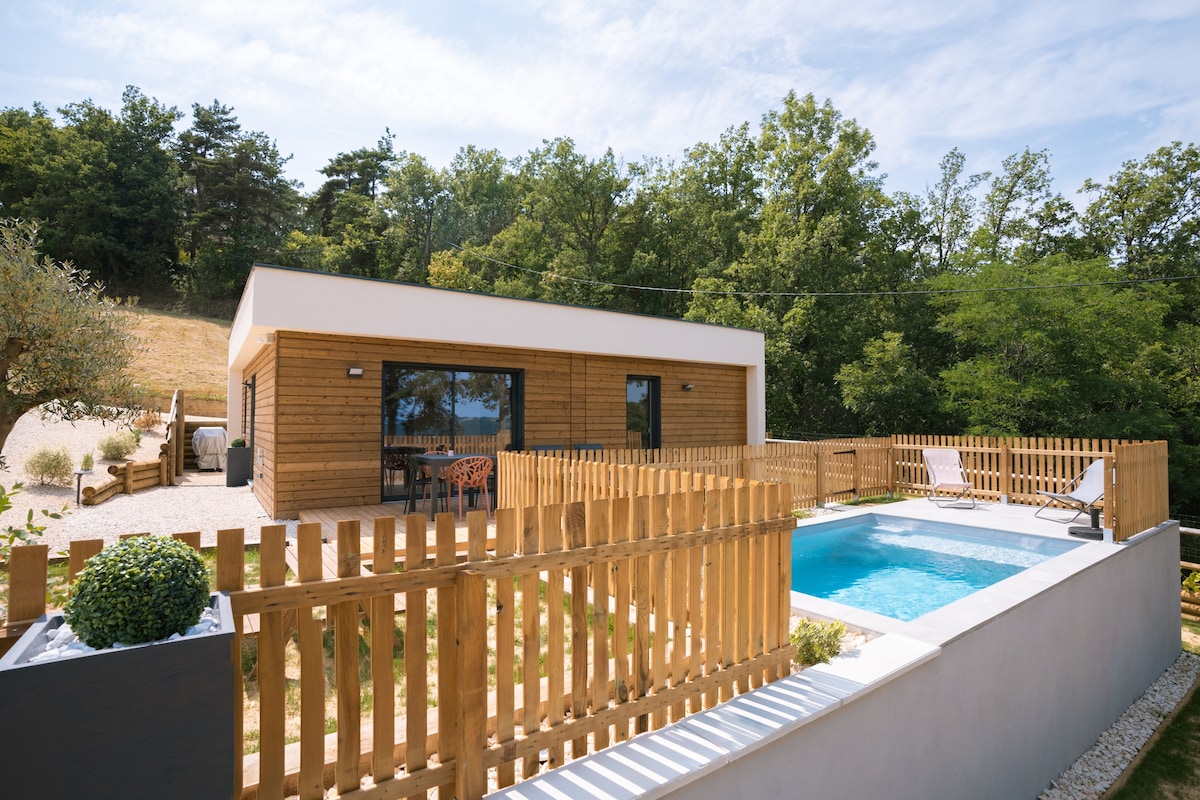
[791,514,1082,621]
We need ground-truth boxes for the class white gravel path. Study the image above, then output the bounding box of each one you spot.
[1,410,291,549]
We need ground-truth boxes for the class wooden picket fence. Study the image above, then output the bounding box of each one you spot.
[891,435,1169,542]
[384,433,512,456]
[498,439,892,510]
[2,476,795,800]
[501,437,1169,543]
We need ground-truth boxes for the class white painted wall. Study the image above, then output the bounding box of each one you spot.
[490,522,1180,800]
[656,524,1180,800]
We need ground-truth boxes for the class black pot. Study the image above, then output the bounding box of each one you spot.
[0,593,236,800]
[226,446,253,487]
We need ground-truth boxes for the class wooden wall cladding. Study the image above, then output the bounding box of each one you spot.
[266,332,749,516]
[245,344,277,516]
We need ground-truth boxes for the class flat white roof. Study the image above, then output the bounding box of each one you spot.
[229,265,764,372]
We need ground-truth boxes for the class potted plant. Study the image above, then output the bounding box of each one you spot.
[0,536,235,798]
[226,435,252,487]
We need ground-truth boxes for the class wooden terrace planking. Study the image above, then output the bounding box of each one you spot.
[298,503,496,568]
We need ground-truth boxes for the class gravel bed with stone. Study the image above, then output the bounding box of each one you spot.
[2,411,290,550]
[1038,650,1200,799]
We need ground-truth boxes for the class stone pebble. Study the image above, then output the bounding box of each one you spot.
[1039,650,1200,799]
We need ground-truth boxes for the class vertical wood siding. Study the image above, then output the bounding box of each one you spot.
[262,332,749,517]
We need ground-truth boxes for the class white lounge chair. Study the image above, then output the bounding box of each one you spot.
[1035,459,1105,523]
[922,448,976,508]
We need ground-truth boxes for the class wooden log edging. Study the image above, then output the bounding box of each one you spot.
[81,447,173,506]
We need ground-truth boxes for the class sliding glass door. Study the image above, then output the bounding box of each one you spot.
[381,363,520,501]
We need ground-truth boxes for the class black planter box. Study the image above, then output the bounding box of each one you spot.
[0,593,236,800]
[226,446,253,487]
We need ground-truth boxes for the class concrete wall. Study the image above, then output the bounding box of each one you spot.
[658,523,1180,800]
[490,520,1180,800]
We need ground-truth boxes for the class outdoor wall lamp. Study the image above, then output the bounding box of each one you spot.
[347,366,365,378]
[682,383,696,391]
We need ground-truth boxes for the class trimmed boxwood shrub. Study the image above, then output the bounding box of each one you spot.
[64,536,210,648]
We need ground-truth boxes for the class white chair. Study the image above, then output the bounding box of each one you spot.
[922,448,976,508]
[1035,459,1105,523]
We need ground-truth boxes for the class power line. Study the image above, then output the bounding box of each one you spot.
[439,237,1200,299]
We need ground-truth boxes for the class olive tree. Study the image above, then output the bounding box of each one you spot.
[0,219,140,458]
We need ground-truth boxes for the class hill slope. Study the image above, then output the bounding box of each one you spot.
[122,308,229,416]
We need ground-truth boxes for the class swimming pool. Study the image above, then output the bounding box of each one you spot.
[791,513,1083,621]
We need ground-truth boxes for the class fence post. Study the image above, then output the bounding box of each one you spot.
[1000,441,1012,504]
[174,390,186,477]
[1109,445,1121,542]
[851,449,860,501]
[159,445,170,487]
[815,449,825,507]
[455,569,488,800]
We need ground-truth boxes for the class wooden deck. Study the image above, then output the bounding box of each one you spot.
[297,502,496,568]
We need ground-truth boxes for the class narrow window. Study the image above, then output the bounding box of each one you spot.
[626,376,661,449]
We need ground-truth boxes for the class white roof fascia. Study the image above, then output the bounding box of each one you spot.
[230,266,763,370]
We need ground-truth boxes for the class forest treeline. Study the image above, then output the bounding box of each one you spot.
[2,86,1198,515]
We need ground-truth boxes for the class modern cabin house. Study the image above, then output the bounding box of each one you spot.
[227,265,766,518]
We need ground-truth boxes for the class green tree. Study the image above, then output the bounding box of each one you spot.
[0,219,140,455]
[444,145,520,247]
[382,152,450,281]
[177,101,300,301]
[932,254,1174,437]
[924,148,987,273]
[837,332,941,434]
[297,133,397,277]
[729,91,888,432]
[1082,141,1200,322]
[0,88,181,295]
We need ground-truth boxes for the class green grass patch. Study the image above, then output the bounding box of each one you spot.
[841,494,908,506]
[1183,618,1200,657]
[1109,674,1200,799]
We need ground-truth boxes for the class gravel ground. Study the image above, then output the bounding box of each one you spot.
[1040,651,1200,799]
[1,410,289,549]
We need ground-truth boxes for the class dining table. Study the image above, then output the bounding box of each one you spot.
[407,452,495,519]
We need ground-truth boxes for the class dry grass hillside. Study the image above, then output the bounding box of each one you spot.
[122,307,229,417]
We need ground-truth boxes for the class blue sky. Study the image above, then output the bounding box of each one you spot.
[2,0,1197,200]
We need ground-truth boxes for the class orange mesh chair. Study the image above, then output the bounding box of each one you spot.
[441,456,494,519]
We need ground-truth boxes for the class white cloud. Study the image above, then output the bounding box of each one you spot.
[1,0,1195,195]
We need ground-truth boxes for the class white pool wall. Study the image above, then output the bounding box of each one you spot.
[489,501,1181,800]
[657,516,1181,800]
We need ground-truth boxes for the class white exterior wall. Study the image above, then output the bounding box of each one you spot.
[227,266,766,441]
[666,525,1179,800]
[492,520,1180,800]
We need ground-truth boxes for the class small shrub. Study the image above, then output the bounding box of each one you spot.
[230,437,246,448]
[80,452,94,471]
[1,482,64,569]
[96,430,140,460]
[133,409,161,433]
[64,536,210,648]
[791,617,847,667]
[24,445,73,486]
